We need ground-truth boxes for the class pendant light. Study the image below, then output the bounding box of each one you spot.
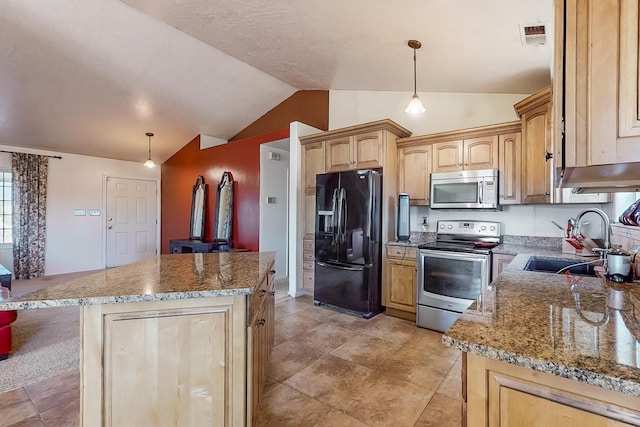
[143,132,156,168]
[405,39,426,115]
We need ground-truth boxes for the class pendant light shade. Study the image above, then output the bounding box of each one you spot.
[405,39,426,115]
[144,132,156,168]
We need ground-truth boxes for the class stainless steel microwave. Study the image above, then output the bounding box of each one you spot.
[430,168,499,209]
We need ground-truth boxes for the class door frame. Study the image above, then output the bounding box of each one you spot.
[102,175,161,268]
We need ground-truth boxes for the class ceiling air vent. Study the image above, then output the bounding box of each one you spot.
[519,23,547,46]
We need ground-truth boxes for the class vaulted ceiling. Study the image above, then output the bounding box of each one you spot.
[0,0,552,164]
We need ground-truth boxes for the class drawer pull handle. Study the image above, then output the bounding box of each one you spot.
[269,270,276,275]
[258,319,266,326]
[258,290,267,298]
[269,291,275,296]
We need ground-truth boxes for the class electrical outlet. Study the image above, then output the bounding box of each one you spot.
[421,216,428,225]
[73,209,86,216]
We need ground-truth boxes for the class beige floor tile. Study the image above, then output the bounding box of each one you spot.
[312,409,369,427]
[322,310,372,331]
[414,394,462,427]
[336,371,433,427]
[437,361,462,401]
[24,369,79,411]
[288,323,357,353]
[330,334,401,368]
[357,314,417,344]
[0,388,39,427]
[254,383,331,427]
[268,341,324,382]
[273,314,321,346]
[404,328,461,360]
[379,346,455,392]
[284,354,373,406]
[4,417,45,427]
[280,301,338,322]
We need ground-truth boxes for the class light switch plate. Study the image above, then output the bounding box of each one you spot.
[74,209,86,216]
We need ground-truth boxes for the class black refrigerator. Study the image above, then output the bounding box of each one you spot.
[314,169,382,318]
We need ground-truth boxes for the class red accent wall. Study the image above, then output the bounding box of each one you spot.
[160,128,289,253]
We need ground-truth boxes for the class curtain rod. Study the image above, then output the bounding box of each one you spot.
[0,150,62,159]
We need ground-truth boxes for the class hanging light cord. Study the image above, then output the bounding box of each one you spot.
[412,47,418,96]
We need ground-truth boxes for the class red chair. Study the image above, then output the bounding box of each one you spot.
[0,309,17,360]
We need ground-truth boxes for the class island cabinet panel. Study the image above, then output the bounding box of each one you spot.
[81,296,247,427]
[466,353,640,427]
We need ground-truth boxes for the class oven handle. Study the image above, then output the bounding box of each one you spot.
[419,249,490,261]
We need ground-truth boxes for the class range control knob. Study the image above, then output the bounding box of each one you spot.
[440,224,445,229]
[447,225,453,229]
[480,226,487,231]
[490,226,496,231]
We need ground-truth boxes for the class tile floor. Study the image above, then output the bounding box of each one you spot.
[0,294,462,427]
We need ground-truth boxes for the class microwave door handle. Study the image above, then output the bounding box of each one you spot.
[478,181,484,205]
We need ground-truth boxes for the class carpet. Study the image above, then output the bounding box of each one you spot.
[0,271,95,393]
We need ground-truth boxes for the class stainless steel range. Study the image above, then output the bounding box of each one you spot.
[417,220,501,332]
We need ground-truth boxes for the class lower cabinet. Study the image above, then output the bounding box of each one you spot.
[302,239,315,294]
[383,245,418,321]
[465,353,640,427]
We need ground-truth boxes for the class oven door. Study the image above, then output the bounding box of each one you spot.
[417,249,490,312]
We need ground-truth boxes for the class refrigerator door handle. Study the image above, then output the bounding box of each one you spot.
[317,261,364,272]
[331,188,339,245]
[339,187,347,243]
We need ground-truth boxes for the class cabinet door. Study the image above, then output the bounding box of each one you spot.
[432,141,464,172]
[304,142,325,195]
[304,194,315,238]
[463,136,498,170]
[325,136,353,172]
[492,254,515,278]
[353,131,383,169]
[561,0,640,165]
[498,133,522,205]
[384,259,417,313]
[398,145,432,205]
[521,102,552,204]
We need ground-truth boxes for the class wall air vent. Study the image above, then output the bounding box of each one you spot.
[519,24,547,46]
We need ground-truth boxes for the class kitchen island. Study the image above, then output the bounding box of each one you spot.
[443,252,640,426]
[0,252,276,427]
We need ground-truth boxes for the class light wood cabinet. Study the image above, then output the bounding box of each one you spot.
[398,145,432,205]
[302,239,315,293]
[515,86,552,204]
[383,245,418,320]
[248,269,276,424]
[432,137,498,173]
[556,0,640,170]
[303,142,325,195]
[299,120,411,298]
[325,130,383,172]
[498,133,522,205]
[465,353,640,427]
[492,254,514,278]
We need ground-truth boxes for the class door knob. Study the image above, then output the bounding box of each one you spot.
[108,226,113,229]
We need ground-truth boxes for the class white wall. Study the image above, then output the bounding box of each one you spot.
[0,145,160,276]
[259,144,289,280]
[329,90,529,134]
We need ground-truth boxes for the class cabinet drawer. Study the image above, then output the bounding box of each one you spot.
[302,271,314,291]
[386,245,417,260]
[303,251,315,262]
[303,260,315,271]
[303,240,314,251]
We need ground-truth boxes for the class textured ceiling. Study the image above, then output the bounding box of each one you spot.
[0,0,552,163]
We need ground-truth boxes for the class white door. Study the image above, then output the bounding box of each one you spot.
[106,177,157,268]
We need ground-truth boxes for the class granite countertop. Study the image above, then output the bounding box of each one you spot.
[0,252,276,310]
[443,251,640,397]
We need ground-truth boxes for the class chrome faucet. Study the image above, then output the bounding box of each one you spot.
[573,207,610,251]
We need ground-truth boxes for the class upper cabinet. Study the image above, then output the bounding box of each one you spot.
[431,137,498,173]
[397,122,520,206]
[303,142,325,195]
[554,0,640,189]
[515,87,553,204]
[325,130,384,172]
[498,132,522,205]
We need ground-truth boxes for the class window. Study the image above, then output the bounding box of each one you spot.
[0,171,11,244]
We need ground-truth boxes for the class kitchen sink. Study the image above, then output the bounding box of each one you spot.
[523,257,599,277]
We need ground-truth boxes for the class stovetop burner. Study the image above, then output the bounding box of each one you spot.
[418,220,502,254]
